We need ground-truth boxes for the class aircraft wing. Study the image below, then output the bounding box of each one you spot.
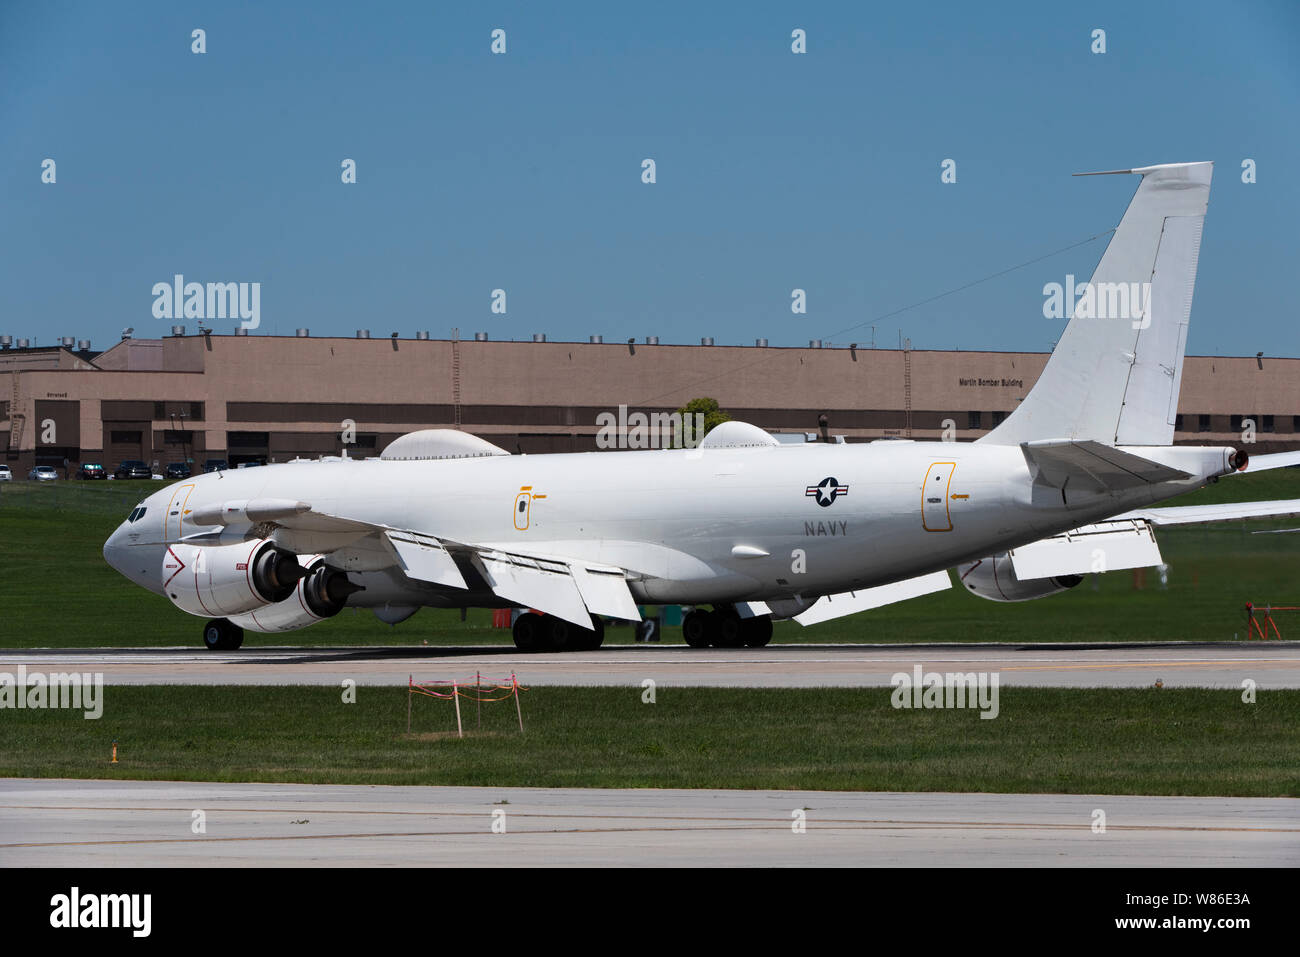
[1112,499,1300,526]
[219,503,642,629]
[1006,497,1300,581]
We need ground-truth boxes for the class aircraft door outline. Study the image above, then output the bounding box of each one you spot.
[513,486,547,530]
[514,487,532,530]
[166,484,196,540]
[922,462,956,532]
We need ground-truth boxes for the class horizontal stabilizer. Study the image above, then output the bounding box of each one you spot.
[1239,451,1300,474]
[793,571,952,626]
[1022,439,1190,492]
[1009,519,1162,579]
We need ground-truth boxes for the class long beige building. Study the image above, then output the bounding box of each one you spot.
[2,333,1298,472]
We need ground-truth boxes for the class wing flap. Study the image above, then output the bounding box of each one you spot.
[383,530,468,589]
[1008,519,1162,579]
[473,551,595,629]
[793,571,952,626]
[569,563,641,622]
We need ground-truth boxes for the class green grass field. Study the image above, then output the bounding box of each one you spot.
[1,685,1295,796]
[1,471,1297,648]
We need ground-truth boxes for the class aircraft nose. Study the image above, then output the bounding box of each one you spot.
[103,518,166,595]
[103,522,134,579]
[103,522,124,569]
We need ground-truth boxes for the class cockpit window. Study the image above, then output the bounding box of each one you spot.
[128,506,147,523]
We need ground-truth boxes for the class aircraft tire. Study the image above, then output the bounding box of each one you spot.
[681,610,711,648]
[741,616,773,647]
[544,615,574,652]
[574,615,605,651]
[712,609,745,648]
[512,612,545,652]
[202,618,244,651]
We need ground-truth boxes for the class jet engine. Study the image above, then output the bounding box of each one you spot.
[228,556,363,633]
[957,553,1083,603]
[163,539,306,618]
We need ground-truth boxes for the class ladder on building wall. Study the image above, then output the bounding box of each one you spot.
[903,338,913,438]
[7,373,23,459]
[450,328,462,429]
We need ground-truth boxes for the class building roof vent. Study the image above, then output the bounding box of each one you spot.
[415,331,430,340]
[17,338,31,348]
[235,327,249,336]
[295,328,309,337]
[589,335,603,343]
[474,332,489,341]
[532,333,547,342]
[756,338,768,347]
[171,325,185,336]
[356,329,371,339]
[701,337,714,346]
[0,335,12,349]
[809,339,822,348]
[646,336,659,345]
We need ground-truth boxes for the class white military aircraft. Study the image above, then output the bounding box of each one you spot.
[105,161,1300,650]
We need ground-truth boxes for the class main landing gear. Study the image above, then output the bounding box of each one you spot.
[202,618,245,651]
[681,607,773,648]
[512,612,605,652]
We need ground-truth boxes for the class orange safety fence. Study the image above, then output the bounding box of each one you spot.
[1245,603,1297,640]
[407,672,528,736]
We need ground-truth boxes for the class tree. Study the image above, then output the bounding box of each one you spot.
[676,397,731,440]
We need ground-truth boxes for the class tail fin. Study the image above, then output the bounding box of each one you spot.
[981,162,1212,447]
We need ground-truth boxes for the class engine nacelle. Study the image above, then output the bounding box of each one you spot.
[957,553,1083,603]
[229,556,362,633]
[164,539,306,618]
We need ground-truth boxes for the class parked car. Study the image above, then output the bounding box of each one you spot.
[76,463,107,480]
[0,465,11,482]
[164,462,192,479]
[114,460,151,480]
[202,459,228,473]
[28,466,59,481]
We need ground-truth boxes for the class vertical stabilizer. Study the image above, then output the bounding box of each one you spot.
[981,162,1212,447]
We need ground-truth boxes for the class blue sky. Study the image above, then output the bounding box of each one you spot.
[3,0,1298,356]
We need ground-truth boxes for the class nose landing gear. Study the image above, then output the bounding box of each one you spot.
[202,618,244,651]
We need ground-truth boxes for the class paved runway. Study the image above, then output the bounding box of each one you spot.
[2,642,1299,688]
[2,778,1296,867]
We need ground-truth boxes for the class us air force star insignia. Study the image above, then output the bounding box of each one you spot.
[806,476,849,507]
